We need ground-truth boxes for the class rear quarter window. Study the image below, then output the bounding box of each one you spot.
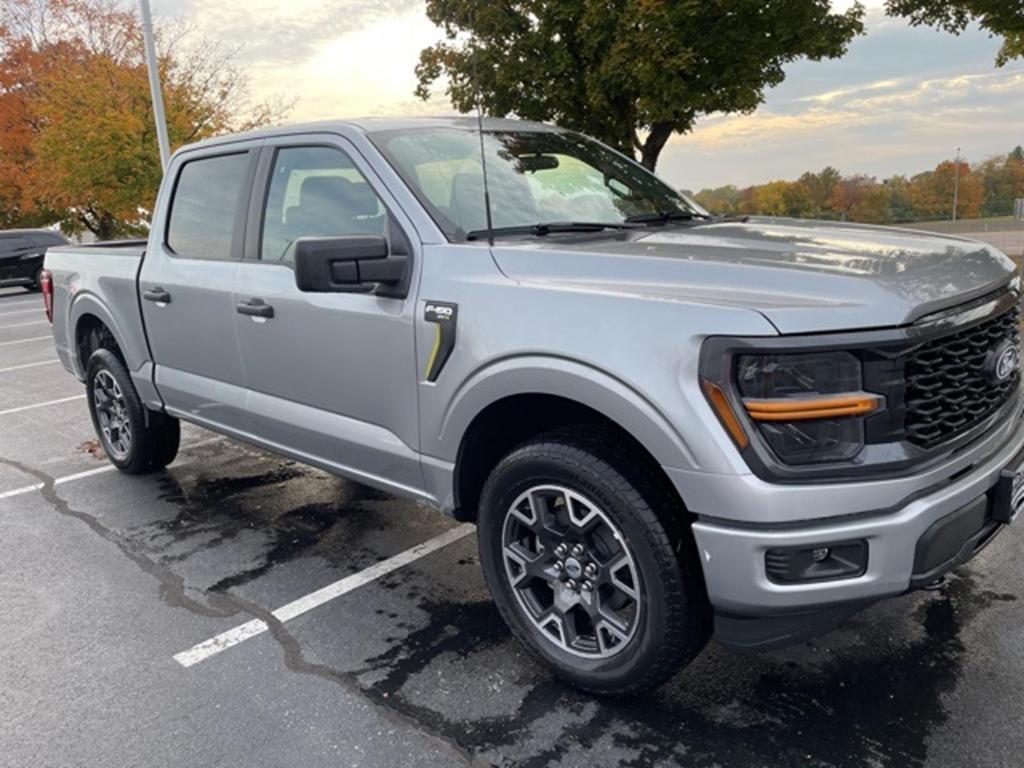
[166,152,250,260]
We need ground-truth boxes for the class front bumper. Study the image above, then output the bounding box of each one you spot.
[684,403,1024,648]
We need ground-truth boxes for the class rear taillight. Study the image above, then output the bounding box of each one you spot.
[40,269,54,324]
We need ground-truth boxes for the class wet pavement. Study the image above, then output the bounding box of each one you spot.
[1,283,1022,767]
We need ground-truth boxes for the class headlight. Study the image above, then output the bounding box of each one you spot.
[731,351,882,465]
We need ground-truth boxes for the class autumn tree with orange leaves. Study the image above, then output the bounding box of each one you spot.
[0,0,286,238]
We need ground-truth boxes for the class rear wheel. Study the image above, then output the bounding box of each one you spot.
[477,427,711,695]
[31,266,44,291]
[85,348,180,473]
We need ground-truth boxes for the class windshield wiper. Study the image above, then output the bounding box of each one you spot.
[465,221,642,241]
[624,210,711,225]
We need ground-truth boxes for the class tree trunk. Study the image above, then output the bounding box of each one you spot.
[639,122,675,171]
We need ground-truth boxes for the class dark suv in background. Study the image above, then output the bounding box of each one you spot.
[0,229,69,290]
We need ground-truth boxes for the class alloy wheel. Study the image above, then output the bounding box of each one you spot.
[93,369,132,460]
[501,484,642,659]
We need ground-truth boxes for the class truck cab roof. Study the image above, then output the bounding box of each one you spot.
[181,116,563,155]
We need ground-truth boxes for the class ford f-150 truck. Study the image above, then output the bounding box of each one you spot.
[43,117,1023,695]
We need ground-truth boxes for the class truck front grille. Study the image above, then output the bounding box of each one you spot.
[904,303,1020,449]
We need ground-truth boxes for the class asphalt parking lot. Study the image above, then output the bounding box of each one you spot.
[2,283,1023,768]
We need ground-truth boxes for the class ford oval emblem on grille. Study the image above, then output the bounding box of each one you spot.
[985,339,1020,384]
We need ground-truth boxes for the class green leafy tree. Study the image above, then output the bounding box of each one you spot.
[977,152,1024,216]
[798,167,842,218]
[886,0,1024,66]
[694,185,741,215]
[884,176,916,223]
[416,0,864,170]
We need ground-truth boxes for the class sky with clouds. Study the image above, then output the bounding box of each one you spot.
[155,0,1022,191]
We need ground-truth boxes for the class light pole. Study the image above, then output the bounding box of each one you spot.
[139,0,170,172]
[950,148,958,224]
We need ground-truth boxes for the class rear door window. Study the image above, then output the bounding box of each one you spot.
[166,153,250,260]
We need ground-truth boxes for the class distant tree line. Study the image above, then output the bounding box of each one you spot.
[692,147,1024,224]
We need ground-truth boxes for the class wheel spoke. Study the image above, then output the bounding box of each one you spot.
[595,617,631,656]
[504,541,548,586]
[536,607,567,647]
[606,555,640,600]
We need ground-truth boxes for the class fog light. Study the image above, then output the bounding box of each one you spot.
[765,540,868,584]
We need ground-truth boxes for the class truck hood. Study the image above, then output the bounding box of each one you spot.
[490,217,1017,334]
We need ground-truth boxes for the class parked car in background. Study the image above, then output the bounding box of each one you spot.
[42,117,1024,695]
[0,229,69,290]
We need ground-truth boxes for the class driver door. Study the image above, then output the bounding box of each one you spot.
[231,138,423,494]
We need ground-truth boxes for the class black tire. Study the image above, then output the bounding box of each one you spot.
[85,348,179,474]
[31,266,44,291]
[477,427,711,696]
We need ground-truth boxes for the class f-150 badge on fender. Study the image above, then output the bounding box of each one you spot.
[423,301,458,382]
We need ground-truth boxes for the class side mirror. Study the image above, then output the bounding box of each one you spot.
[294,236,409,297]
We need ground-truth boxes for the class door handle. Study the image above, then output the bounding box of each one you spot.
[236,298,274,319]
[143,287,171,304]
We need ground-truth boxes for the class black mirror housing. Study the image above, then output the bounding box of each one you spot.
[294,236,408,297]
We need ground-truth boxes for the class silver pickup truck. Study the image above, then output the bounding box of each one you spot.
[43,117,1023,695]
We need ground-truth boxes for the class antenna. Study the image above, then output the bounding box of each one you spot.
[471,24,495,247]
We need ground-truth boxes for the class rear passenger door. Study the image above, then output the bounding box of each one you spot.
[231,137,423,494]
[140,145,258,434]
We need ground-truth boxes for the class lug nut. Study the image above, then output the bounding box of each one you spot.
[552,561,563,573]
[554,543,568,557]
[584,563,597,578]
[566,579,578,590]
[570,543,585,557]
[581,580,593,592]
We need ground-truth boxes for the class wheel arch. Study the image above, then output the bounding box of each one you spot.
[69,292,162,409]
[69,293,135,375]
[437,357,696,521]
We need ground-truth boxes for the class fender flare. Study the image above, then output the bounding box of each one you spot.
[67,291,145,376]
[436,355,698,472]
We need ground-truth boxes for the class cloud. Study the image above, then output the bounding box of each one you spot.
[161,0,425,64]
[662,9,1023,191]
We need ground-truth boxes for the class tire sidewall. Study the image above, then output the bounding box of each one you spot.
[478,444,685,691]
[85,349,149,473]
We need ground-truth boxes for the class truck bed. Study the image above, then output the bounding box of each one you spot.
[45,240,149,383]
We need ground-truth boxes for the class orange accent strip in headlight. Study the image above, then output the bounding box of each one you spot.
[701,379,750,448]
[744,394,883,422]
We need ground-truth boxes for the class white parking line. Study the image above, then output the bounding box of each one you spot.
[0,465,114,501]
[0,360,59,374]
[0,435,225,501]
[0,319,48,330]
[0,394,85,416]
[0,335,51,347]
[0,307,43,318]
[173,523,476,668]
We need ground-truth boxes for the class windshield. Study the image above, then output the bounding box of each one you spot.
[370,127,707,240]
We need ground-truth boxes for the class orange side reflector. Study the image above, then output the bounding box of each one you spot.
[744,394,882,422]
[701,379,750,449]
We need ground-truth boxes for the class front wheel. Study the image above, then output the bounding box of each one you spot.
[85,348,180,473]
[477,428,711,696]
